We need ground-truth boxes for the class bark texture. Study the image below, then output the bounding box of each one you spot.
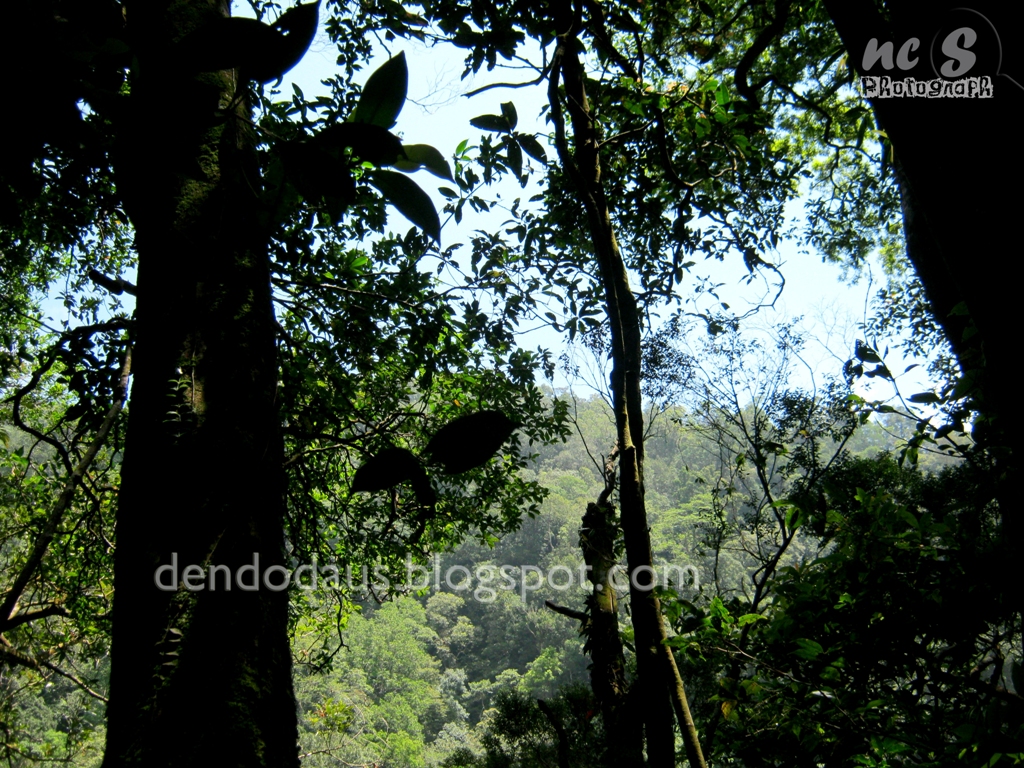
[103,2,297,765]
[824,0,1023,638]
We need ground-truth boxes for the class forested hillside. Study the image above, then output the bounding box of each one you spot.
[3,0,1021,765]
[5,383,987,766]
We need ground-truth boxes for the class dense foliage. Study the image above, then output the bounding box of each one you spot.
[2,0,1021,765]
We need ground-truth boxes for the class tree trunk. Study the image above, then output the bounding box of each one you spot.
[823,0,1022,645]
[581,498,643,766]
[823,1,1021,434]
[547,2,707,765]
[103,2,298,765]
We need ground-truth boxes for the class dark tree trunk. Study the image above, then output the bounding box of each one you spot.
[822,1,1022,435]
[103,2,297,765]
[824,0,1023,643]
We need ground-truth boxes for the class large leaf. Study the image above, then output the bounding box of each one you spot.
[266,0,320,82]
[369,169,441,242]
[353,52,408,129]
[516,134,548,163]
[500,101,518,130]
[505,138,523,179]
[470,114,511,133]
[316,122,404,165]
[424,410,519,474]
[391,144,454,180]
[351,447,435,506]
[174,1,320,83]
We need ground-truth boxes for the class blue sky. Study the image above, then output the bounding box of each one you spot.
[282,27,935,406]
[39,7,938,415]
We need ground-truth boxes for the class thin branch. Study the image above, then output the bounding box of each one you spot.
[0,643,108,704]
[544,599,588,622]
[0,605,69,632]
[463,66,551,98]
[0,346,132,630]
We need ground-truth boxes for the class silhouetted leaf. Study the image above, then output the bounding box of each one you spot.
[369,169,441,242]
[516,134,547,163]
[470,114,511,133]
[174,1,319,84]
[854,340,882,363]
[391,144,454,180]
[424,410,519,474]
[864,364,892,379]
[316,122,404,165]
[353,51,408,128]
[505,138,522,179]
[500,101,518,130]
[351,447,421,493]
[265,0,320,83]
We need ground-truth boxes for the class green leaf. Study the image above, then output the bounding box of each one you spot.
[737,613,765,627]
[353,51,408,128]
[793,638,824,660]
[369,169,441,242]
[516,134,547,163]
[500,101,518,130]
[908,392,941,404]
[470,114,511,133]
[784,504,803,531]
[391,144,454,181]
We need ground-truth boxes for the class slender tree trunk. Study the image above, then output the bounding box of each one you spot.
[582,498,644,766]
[103,2,297,765]
[547,2,707,765]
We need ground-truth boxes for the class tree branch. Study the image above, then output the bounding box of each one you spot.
[0,346,132,631]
